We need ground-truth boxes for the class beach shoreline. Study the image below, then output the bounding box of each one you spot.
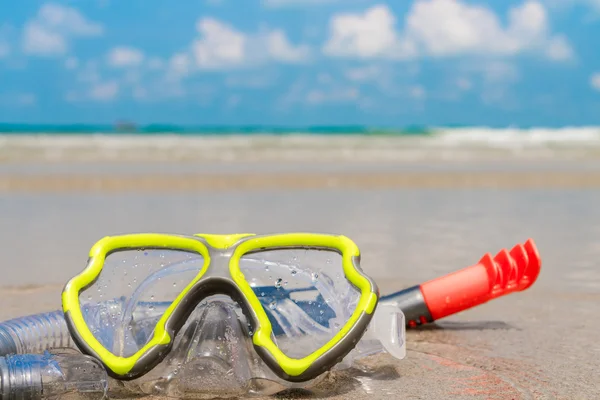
[2,169,600,192]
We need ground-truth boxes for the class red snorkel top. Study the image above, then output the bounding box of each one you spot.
[419,239,541,321]
[382,239,541,328]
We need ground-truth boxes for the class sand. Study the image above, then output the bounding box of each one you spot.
[3,170,600,192]
[0,159,599,399]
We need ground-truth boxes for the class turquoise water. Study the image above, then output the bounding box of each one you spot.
[0,124,432,136]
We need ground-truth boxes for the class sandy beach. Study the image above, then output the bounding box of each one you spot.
[1,156,599,399]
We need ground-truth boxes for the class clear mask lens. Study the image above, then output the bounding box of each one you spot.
[79,249,205,357]
[239,248,361,359]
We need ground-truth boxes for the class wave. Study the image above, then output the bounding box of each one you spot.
[1,127,600,162]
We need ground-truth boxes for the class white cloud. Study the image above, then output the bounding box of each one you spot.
[192,18,246,69]
[22,3,103,56]
[591,73,600,91]
[405,0,561,57]
[167,53,192,79]
[323,1,573,62]
[345,65,382,82]
[107,46,145,68]
[266,30,311,63]
[478,61,520,83]
[23,24,66,55]
[172,17,311,73]
[89,81,119,101]
[323,5,416,59]
[545,35,574,61]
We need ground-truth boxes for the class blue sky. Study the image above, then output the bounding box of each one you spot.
[0,0,599,127]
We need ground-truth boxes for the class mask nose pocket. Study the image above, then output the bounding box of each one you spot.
[132,295,280,398]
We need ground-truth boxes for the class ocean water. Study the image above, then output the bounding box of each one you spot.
[1,126,600,164]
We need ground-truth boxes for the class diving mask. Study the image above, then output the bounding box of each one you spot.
[61,232,391,383]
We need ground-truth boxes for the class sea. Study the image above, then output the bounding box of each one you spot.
[1,124,600,165]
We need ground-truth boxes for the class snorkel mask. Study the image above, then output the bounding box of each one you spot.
[61,232,406,395]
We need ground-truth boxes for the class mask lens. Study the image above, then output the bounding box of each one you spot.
[239,248,361,359]
[79,248,205,358]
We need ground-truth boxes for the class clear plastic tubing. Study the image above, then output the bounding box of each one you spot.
[0,311,75,356]
[0,351,108,400]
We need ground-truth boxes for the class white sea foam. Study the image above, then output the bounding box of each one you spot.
[1,127,600,163]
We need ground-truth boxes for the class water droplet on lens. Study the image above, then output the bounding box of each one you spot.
[275,278,283,288]
[291,270,297,276]
[312,273,319,282]
[269,301,276,310]
[260,292,265,297]
[173,282,177,287]
[150,295,154,300]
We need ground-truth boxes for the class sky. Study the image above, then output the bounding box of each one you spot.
[0,0,599,127]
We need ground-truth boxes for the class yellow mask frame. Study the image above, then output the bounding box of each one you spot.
[61,232,379,382]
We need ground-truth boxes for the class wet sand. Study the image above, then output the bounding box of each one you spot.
[0,160,599,399]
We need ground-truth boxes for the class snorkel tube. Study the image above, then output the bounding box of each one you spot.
[381,239,541,328]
